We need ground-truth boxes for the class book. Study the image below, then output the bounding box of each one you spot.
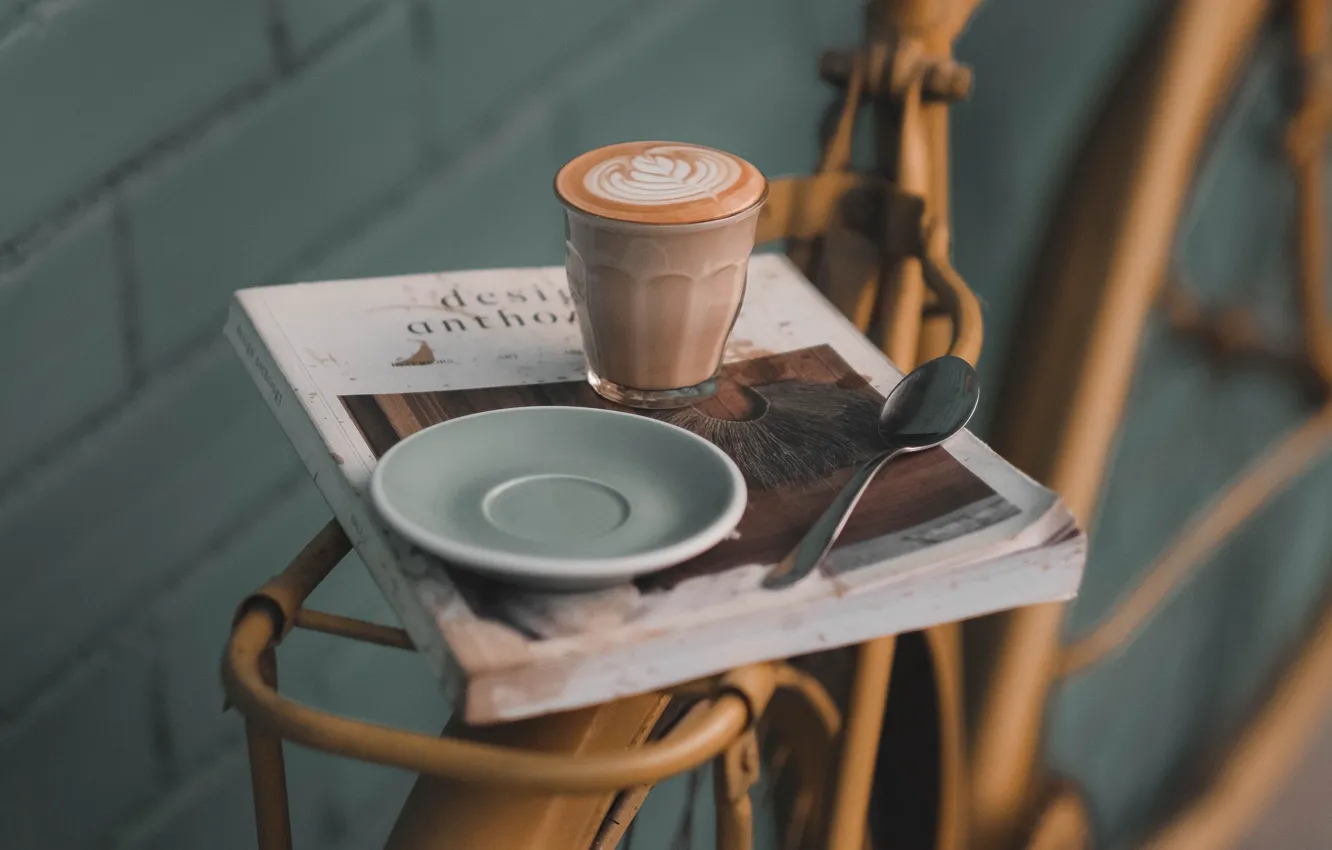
[225,254,1085,724]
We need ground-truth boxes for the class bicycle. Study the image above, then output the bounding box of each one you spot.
[223,1,1332,847]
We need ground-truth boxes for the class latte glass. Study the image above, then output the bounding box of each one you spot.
[555,142,767,409]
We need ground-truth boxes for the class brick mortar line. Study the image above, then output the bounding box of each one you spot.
[0,0,686,723]
[406,0,441,160]
[0,393,122,492]
[0,325,227,501]
[0,0,669,282]
[286,0,694,277]
[0,0,402,268]
[0,0,704,836]
[297,0,403,65]
[147,609,178,795]
[0,0,691,586]
[0,0,420,494]
[111,196,146,387]
[278,155,444,280]
[108,740,251,849]
[110,732,415,850]
[142,468,314,762]
[0,468,312,732]
[544,0,706,108]
[262,0,296,75]
[0,0,692,712]
[0,0,79,50]
[0,0,416,489]
[1,151,400,499]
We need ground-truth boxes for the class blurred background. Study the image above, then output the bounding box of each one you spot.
[2,0,1330,848]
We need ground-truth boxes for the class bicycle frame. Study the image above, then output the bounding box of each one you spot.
[223,1,986,842]
[225,1,1332,848]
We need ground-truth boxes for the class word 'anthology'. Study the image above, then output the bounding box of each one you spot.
[405,282,578,335]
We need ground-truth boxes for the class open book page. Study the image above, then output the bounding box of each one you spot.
[228,254,1083,722]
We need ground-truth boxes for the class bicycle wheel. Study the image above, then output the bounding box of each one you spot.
[978,2,1332,847]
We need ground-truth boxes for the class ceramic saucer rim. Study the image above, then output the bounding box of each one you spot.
[369,405,748,580]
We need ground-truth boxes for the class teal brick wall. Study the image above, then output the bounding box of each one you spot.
[0,207,126,483]
[0,1,861,845]
[0,0,271,246]
[0,0,1322,847]
[278,0,377,54]
[126,5,424,361]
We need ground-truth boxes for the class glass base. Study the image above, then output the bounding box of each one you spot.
[587,369,718,410]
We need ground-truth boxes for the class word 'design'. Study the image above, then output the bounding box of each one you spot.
[406,282,578,335]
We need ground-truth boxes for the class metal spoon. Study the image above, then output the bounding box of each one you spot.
[762,354,980,589]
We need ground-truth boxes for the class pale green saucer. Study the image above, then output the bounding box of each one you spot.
[369,406,747,589]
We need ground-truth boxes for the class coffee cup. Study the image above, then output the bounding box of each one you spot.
[555,141,767,409]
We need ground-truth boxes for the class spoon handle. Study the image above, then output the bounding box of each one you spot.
[762,447,904,589]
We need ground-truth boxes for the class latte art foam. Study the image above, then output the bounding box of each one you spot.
[556,141,765,225]
[583,146,743,206]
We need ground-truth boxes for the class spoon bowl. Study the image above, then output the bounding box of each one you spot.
[877,354,981,450]
[762,355,980,588]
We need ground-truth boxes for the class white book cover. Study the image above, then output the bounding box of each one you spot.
[225,254,1084,723]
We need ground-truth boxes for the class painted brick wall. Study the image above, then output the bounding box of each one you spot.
[9,0,1312,847]
[0,0,869,846]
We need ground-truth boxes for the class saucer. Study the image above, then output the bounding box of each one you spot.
[369,406,748,589]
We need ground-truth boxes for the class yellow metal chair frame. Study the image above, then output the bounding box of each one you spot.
[223,0,1332,847]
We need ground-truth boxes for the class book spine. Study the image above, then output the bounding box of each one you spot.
[223,301,464,700]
